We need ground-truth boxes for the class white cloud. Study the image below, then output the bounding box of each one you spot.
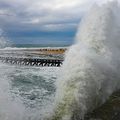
[0,0,92,24]
[0,0,120,32]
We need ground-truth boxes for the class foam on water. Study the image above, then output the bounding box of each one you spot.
[49,1,120,120]
[0,29,58,120]
[0,65,26,120]
[0,63,58,120]
[0,30,27,120]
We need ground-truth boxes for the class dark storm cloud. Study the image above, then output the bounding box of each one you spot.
[0,0,100,44]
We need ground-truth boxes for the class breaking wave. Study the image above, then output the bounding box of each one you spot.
[49,1,120,120]
[0,29,27,120]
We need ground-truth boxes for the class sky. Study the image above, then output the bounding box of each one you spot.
[0,0,117,45]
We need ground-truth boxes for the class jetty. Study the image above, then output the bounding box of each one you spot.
[0,56,63,67]
[0,48,67,67]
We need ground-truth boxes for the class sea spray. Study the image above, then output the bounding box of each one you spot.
[49,1,120,120]
[0,29,10,48]
[0,65,27,120]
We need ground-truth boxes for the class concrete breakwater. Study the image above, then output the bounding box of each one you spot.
[0,56,63,67]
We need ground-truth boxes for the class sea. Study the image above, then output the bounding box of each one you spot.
[0,44,64,120]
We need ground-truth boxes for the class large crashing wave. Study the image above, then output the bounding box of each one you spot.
[48,1,120,120]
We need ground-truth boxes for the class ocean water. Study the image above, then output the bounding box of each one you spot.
[0,29,61,120]
[0,61,59,120]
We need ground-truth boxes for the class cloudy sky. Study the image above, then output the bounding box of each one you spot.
[0,0,116,45]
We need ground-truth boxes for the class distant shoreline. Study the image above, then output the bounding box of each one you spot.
[30,48,67,55]
[0,47,67,56]
[11,43,71,48]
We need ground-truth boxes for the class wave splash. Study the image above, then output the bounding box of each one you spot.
[0,29,10,49]
[49,1,120,120]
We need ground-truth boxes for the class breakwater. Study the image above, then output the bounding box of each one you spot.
[0,56,63,67]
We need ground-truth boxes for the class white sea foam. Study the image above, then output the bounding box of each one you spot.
[0,65,27,120]
[0,29,27,120]
[0,29,59,120]
[51,1,120,120]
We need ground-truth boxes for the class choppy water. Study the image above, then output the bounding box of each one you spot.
[0,30,63,120]
[0,61,59,120]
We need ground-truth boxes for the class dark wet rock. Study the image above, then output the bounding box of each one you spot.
[85,90,120,120]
